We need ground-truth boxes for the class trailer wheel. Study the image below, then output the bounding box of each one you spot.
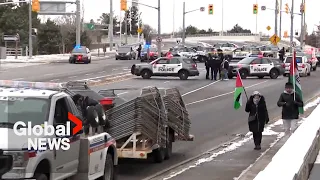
[101,153,115,180]
[153,148,165,163]
[34,174,48,180]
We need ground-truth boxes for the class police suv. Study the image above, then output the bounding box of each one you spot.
[228,57,285,79]
[131,57,199,80]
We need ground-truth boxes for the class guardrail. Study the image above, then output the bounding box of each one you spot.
[254,104,320,180]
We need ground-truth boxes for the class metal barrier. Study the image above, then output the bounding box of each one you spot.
[6,48,23,56]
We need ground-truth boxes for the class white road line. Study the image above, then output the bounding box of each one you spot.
[85,73,93,76]
[50,79,60,82]
[99,71,106,73]
[117,92,128,95]
[112,68,118,71]
[69,76,77,78]
[43,73,54,76]
[163,81,170,83]
[12,78,24,80]
[80,71,130,81]
[182,80,221,97]
[185,80,269,106]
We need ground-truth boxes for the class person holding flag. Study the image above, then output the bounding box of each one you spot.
[277,50,304,135]
[234,71,269,150]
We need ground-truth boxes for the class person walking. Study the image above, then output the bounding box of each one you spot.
[277,82,304,135]
[221,58,229,80]
[279,47,285,62]
[206,53,215,80]
[245,91,269,150]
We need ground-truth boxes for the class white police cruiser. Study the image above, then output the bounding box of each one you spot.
[131,57,200,80]
[228,57,285,79]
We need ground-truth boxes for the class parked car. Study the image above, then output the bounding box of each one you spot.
[305,53,318,71]
[69,46,91,64]
[140,47,159,62]
[283,55,311,77]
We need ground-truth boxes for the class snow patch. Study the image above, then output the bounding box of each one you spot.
[304,97,320,111]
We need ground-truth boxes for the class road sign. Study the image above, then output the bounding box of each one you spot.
[86,23,95,30]
[200,7,205,12]
[137,28,143,33]
[261,6,266,10]
[269,34,281,46]
[266,26,271,31]
[156,36,162,43]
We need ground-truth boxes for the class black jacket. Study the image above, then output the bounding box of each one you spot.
[245,96,269,132]
[277,91,303,119]
[221,60,229,70]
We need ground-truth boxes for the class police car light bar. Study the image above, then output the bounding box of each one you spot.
[0,80,64,90]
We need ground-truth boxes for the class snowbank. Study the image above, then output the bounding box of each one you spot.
[0,54,70,63]
[254,99,320,180]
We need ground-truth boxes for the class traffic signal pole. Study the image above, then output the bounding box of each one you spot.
[182,3,203,44]
[109,0,113,50]
[274,0,278,36]
[28,0,32,58]
[290,0,294,52]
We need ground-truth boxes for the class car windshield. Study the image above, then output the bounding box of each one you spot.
[118,47,131,53]
[238,57,256,64]
[72,47,86,53]
[142,48,157,52]
[0,97,50,127]
[285,57,303,63]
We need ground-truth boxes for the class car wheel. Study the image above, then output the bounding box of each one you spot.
[239,69,248,79]
[269,69,279,79]
[141,70,152,79]
[307,70,311,76]
[283,73,287,77]
[178,70,189,80]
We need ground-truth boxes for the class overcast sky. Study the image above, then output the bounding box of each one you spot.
[79,0,319,35]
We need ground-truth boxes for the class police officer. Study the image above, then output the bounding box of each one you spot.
[216,49,224,80]
[205,53,213,79]
[137,44,142,60]
[279,47,285,61]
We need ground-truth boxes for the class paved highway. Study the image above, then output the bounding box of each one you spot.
[88,62,320,180]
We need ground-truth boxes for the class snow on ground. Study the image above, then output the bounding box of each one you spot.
[0,62,43,70]
[0,54,70,63]
[91,47,116,53]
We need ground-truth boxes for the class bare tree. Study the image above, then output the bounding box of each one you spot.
[55,15,76,53]
[142,24,157,39]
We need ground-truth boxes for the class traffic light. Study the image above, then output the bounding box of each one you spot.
[120,0,127,11]
[208,4,213,15]
[253,4,258,14]
[285,3,289,14]
[32,0,40,12]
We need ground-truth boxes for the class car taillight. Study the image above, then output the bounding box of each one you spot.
[100,98,113,105]
[78,55,82,60]
[192,64,197,68]
[238,64,242,68]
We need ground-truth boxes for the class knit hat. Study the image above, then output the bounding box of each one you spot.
[285,82,293,88]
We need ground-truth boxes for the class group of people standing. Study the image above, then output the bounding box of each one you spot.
[205,49,230,81]
[245,82,303,150]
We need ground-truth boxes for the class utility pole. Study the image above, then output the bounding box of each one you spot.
[125,12,128,44]
[279,0,282,37]
[75,0,81,46]
[255,0,257,34]
[300,0,303,48]
[172,0,175,37]
[274,0,278,36]
[221,0,224,35]
[109,0,113,50]
[28,0,32,58]
[301,0,305,47]
[290,0,294,52]
[182,2,185,44]
[157,0,161,54]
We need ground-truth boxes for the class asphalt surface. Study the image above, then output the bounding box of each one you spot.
[88,61,320,180]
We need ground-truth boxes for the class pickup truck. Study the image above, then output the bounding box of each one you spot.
[0,80,118,180]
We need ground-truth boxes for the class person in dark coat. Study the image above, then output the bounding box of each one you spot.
[245,91,269,150]
[221,59,229,80]
[279,47,285,61]
[205,53,214,79]
[137,44,142,60]
[217,49,224,79]
[277,82,304,135]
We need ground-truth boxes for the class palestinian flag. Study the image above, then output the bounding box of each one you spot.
[289,50,304,114]
[234,71,244,110]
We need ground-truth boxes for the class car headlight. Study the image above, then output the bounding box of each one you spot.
[126,52,130,55]
[5,151,29,167]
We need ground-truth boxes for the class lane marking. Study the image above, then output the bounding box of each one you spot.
[185,80,269,106]
[80,71,130,81]
[117,92,128,95]
[182,80,221,97]
[99,71,106,73]
[85,73,93,76]
[163,81,170,84]
[69,76,77,78]
[12,78,24,80]
[43,73,54,76]
[112,68,118,71]
[50,79,60,82]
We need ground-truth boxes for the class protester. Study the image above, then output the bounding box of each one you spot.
[217,49,224,79]
[279,47,285,61]
[277,82,304,135]
[221,58,229,80]
[137,44,142,60]
[205,54,212,79]
[245,91,269,150]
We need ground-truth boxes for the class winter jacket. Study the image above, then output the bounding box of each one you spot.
[221,60,229,70]
[245,96,269,132]
[277,91,303,119]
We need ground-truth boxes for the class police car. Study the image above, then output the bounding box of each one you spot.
[232,46,260,60]
[131,57,199,80]
[283,55,311,77]
[228,57,285,79]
